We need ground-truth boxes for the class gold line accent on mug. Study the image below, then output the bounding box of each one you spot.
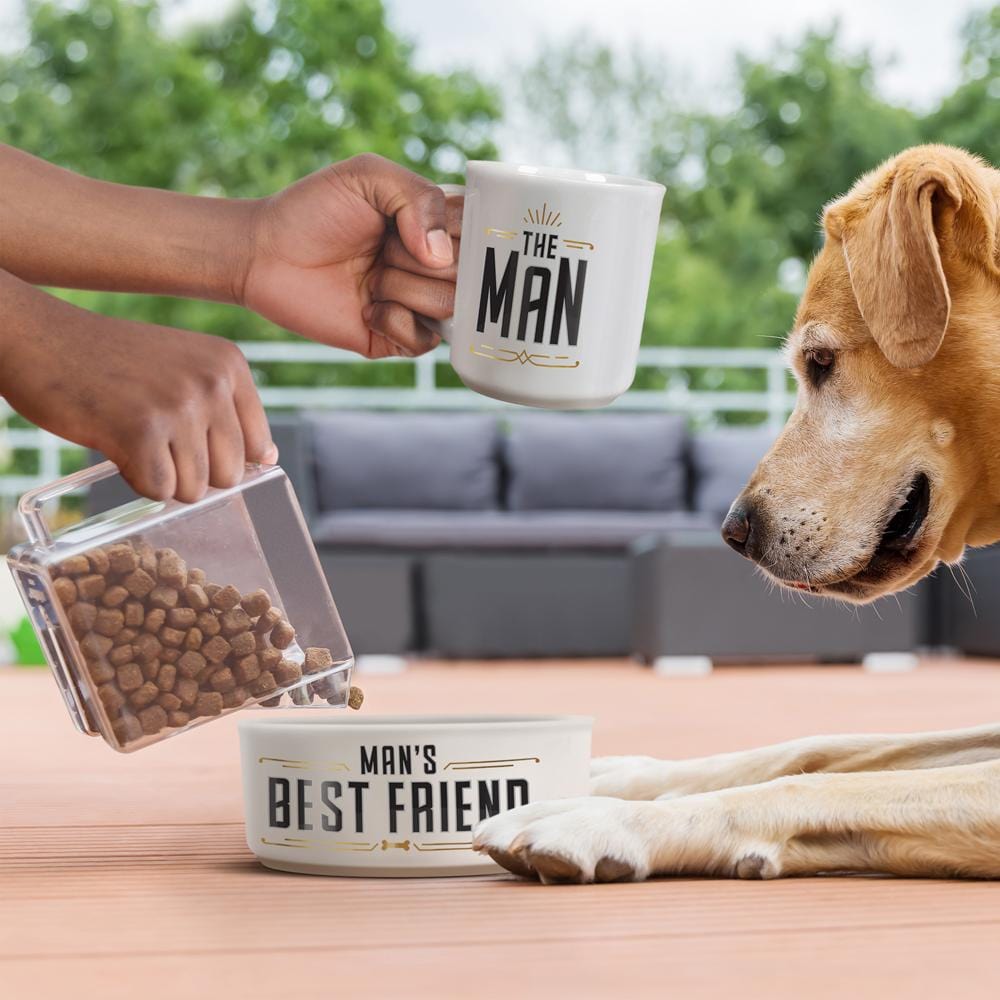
[562,239,595,250]
[485,227,519,239]
[470,344,581,369]
[444,756,542,770]
[257,756,351,771]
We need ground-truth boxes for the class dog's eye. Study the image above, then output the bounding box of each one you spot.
[805,347,835,386]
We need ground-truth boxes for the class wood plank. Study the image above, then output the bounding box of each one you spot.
[3,659,1000,998]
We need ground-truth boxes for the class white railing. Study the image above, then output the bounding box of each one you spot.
[0,342,793,499]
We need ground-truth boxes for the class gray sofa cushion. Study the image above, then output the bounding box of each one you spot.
[312,509,716,550]
[505,414,688,511]
[691,427,779,520]
[310,412,500,511]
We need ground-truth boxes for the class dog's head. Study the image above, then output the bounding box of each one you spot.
[724,145,1000,602]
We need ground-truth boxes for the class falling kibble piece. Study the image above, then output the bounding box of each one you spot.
[348,686,365,711]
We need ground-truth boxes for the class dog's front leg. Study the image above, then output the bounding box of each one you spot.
[591,723,1000,800]
[476,758,1000,883]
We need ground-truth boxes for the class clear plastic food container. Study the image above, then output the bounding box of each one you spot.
[6,462,354,752]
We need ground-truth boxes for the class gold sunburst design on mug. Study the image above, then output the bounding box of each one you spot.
[523,202,562,226]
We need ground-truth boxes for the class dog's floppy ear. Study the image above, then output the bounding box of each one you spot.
[825,161,962,369]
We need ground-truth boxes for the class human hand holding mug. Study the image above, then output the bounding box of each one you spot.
[424,163,665,409]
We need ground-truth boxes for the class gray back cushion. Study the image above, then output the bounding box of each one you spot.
[691,427,779,519]
[505,414,688,511]
[310,412,500,511]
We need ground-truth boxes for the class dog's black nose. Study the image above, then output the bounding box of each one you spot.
[721,503,753,556]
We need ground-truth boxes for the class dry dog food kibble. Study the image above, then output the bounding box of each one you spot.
[50,540,361,748]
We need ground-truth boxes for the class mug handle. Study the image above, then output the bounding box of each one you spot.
[422,183,465,344]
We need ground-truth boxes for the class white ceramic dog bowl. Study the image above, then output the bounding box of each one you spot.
[239,714,593,877]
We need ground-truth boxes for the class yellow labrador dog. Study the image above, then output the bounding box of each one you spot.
[474,144,1000,884]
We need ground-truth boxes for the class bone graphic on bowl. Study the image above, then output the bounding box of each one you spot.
[381,839,411,852]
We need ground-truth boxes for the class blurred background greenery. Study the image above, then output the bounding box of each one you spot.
[0,0,998,456]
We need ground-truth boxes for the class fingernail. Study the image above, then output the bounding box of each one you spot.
[262,442,279,464]
[426,228,454,265]
[361,303,374,322]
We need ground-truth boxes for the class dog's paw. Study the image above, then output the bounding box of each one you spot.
[473,797,655,884]
[589,755,680,800]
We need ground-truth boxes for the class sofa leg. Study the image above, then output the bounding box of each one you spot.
[652,655,713,677]
[861,652,919,673]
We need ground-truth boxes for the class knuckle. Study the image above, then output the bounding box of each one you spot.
[128,456,173,502]
[416,184,446,216]
[432,281,456,315]
[124,410,166,444]
[216,338,248,372]
[349,151,384,174]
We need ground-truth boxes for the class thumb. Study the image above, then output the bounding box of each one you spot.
[342,153,453,269]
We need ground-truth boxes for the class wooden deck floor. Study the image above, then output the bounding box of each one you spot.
[3,658,1000,999]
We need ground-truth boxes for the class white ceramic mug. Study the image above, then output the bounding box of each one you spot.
[432,163,664,409]
[239,713,592,877]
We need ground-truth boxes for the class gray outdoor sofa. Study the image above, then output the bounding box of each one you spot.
[88,409,949,661]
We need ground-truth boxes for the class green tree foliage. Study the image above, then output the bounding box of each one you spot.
[923,6,1000,164]
[515,18,997,350]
